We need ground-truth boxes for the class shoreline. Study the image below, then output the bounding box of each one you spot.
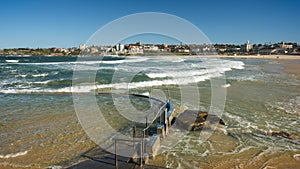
[278,60,300,80]
[121,54,299,60]
[217,54,300,60]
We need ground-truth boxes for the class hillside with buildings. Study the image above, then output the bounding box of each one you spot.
[1,41,299,56]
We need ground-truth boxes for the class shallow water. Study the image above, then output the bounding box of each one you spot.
[153,59,300,169]
[0,56,299,168]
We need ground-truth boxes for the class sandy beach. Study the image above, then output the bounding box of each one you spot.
[219,54,300,79]
[143,54,300,61]
[217,54,300,60]
[279,60,300,80]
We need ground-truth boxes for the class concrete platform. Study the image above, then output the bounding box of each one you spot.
[68,154,166,169]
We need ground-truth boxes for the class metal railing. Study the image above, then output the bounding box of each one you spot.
[96,92,170,168]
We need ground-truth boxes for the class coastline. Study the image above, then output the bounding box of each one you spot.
[113,54,294,60]
[217,54,300,60]
[112,54,300,60]
[278,60,300,80]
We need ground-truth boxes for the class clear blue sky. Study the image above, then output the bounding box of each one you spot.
[0,0,299,48]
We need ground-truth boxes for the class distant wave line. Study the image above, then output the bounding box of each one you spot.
[5,60,19,63]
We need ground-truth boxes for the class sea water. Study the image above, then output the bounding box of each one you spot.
[0,56,299,168]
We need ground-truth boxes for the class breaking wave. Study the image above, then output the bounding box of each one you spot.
[5,60,19,63]
[0,56,245,94]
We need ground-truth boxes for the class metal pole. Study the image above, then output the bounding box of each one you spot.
[159,111,162,125]
[133,125,136,138]
[140,130,146,168]
[145,117,148,136]
[145,116,148,128]
[165,109,168,135]
[140,139,143,168]
[115,140,118,169]
[133,125,136,152]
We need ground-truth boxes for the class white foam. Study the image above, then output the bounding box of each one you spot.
[0,150,28,158]
[146,70,209,79]
[18,74,27,78]
[32,80,52,84]
[12,74,27,78]
[0,73,231,94]
[100,57,148,64]
[172,58,185,63]
[293,154,300,160]
[224,112,256,131]
[221,146,255,155]
[5,60,19,63]
[140,92,150,96]
[0,58,245,94]
[222,84,231,88]
[0,87,73,94]
[32,73,49,77]
[274,96,300,115]
[146,73,169,78]
[200,150,210,157]
[95,77,207,90]
[48,166,63,169]
[15,57,148,66]
[145,59,244,80]
[96,81,144,89]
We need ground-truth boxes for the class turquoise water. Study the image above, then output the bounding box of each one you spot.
[0,56,299,168]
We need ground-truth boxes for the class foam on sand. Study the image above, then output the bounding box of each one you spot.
[0,150,28,159]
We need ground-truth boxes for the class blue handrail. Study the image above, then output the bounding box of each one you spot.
[166,100,174,118]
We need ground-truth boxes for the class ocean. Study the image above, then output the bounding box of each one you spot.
[0,56,299,168]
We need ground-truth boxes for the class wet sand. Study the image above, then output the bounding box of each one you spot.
[145,54,300,60]
[218,54,300,60]
[278,59,300,80]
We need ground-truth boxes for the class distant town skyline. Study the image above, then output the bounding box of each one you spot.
[0,0,299,49]
[2,41,299,56]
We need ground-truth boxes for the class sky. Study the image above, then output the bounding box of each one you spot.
[0,0,299,48]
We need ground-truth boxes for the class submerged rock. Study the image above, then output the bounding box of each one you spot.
[175,110,225,131]
[266,130,295,140]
